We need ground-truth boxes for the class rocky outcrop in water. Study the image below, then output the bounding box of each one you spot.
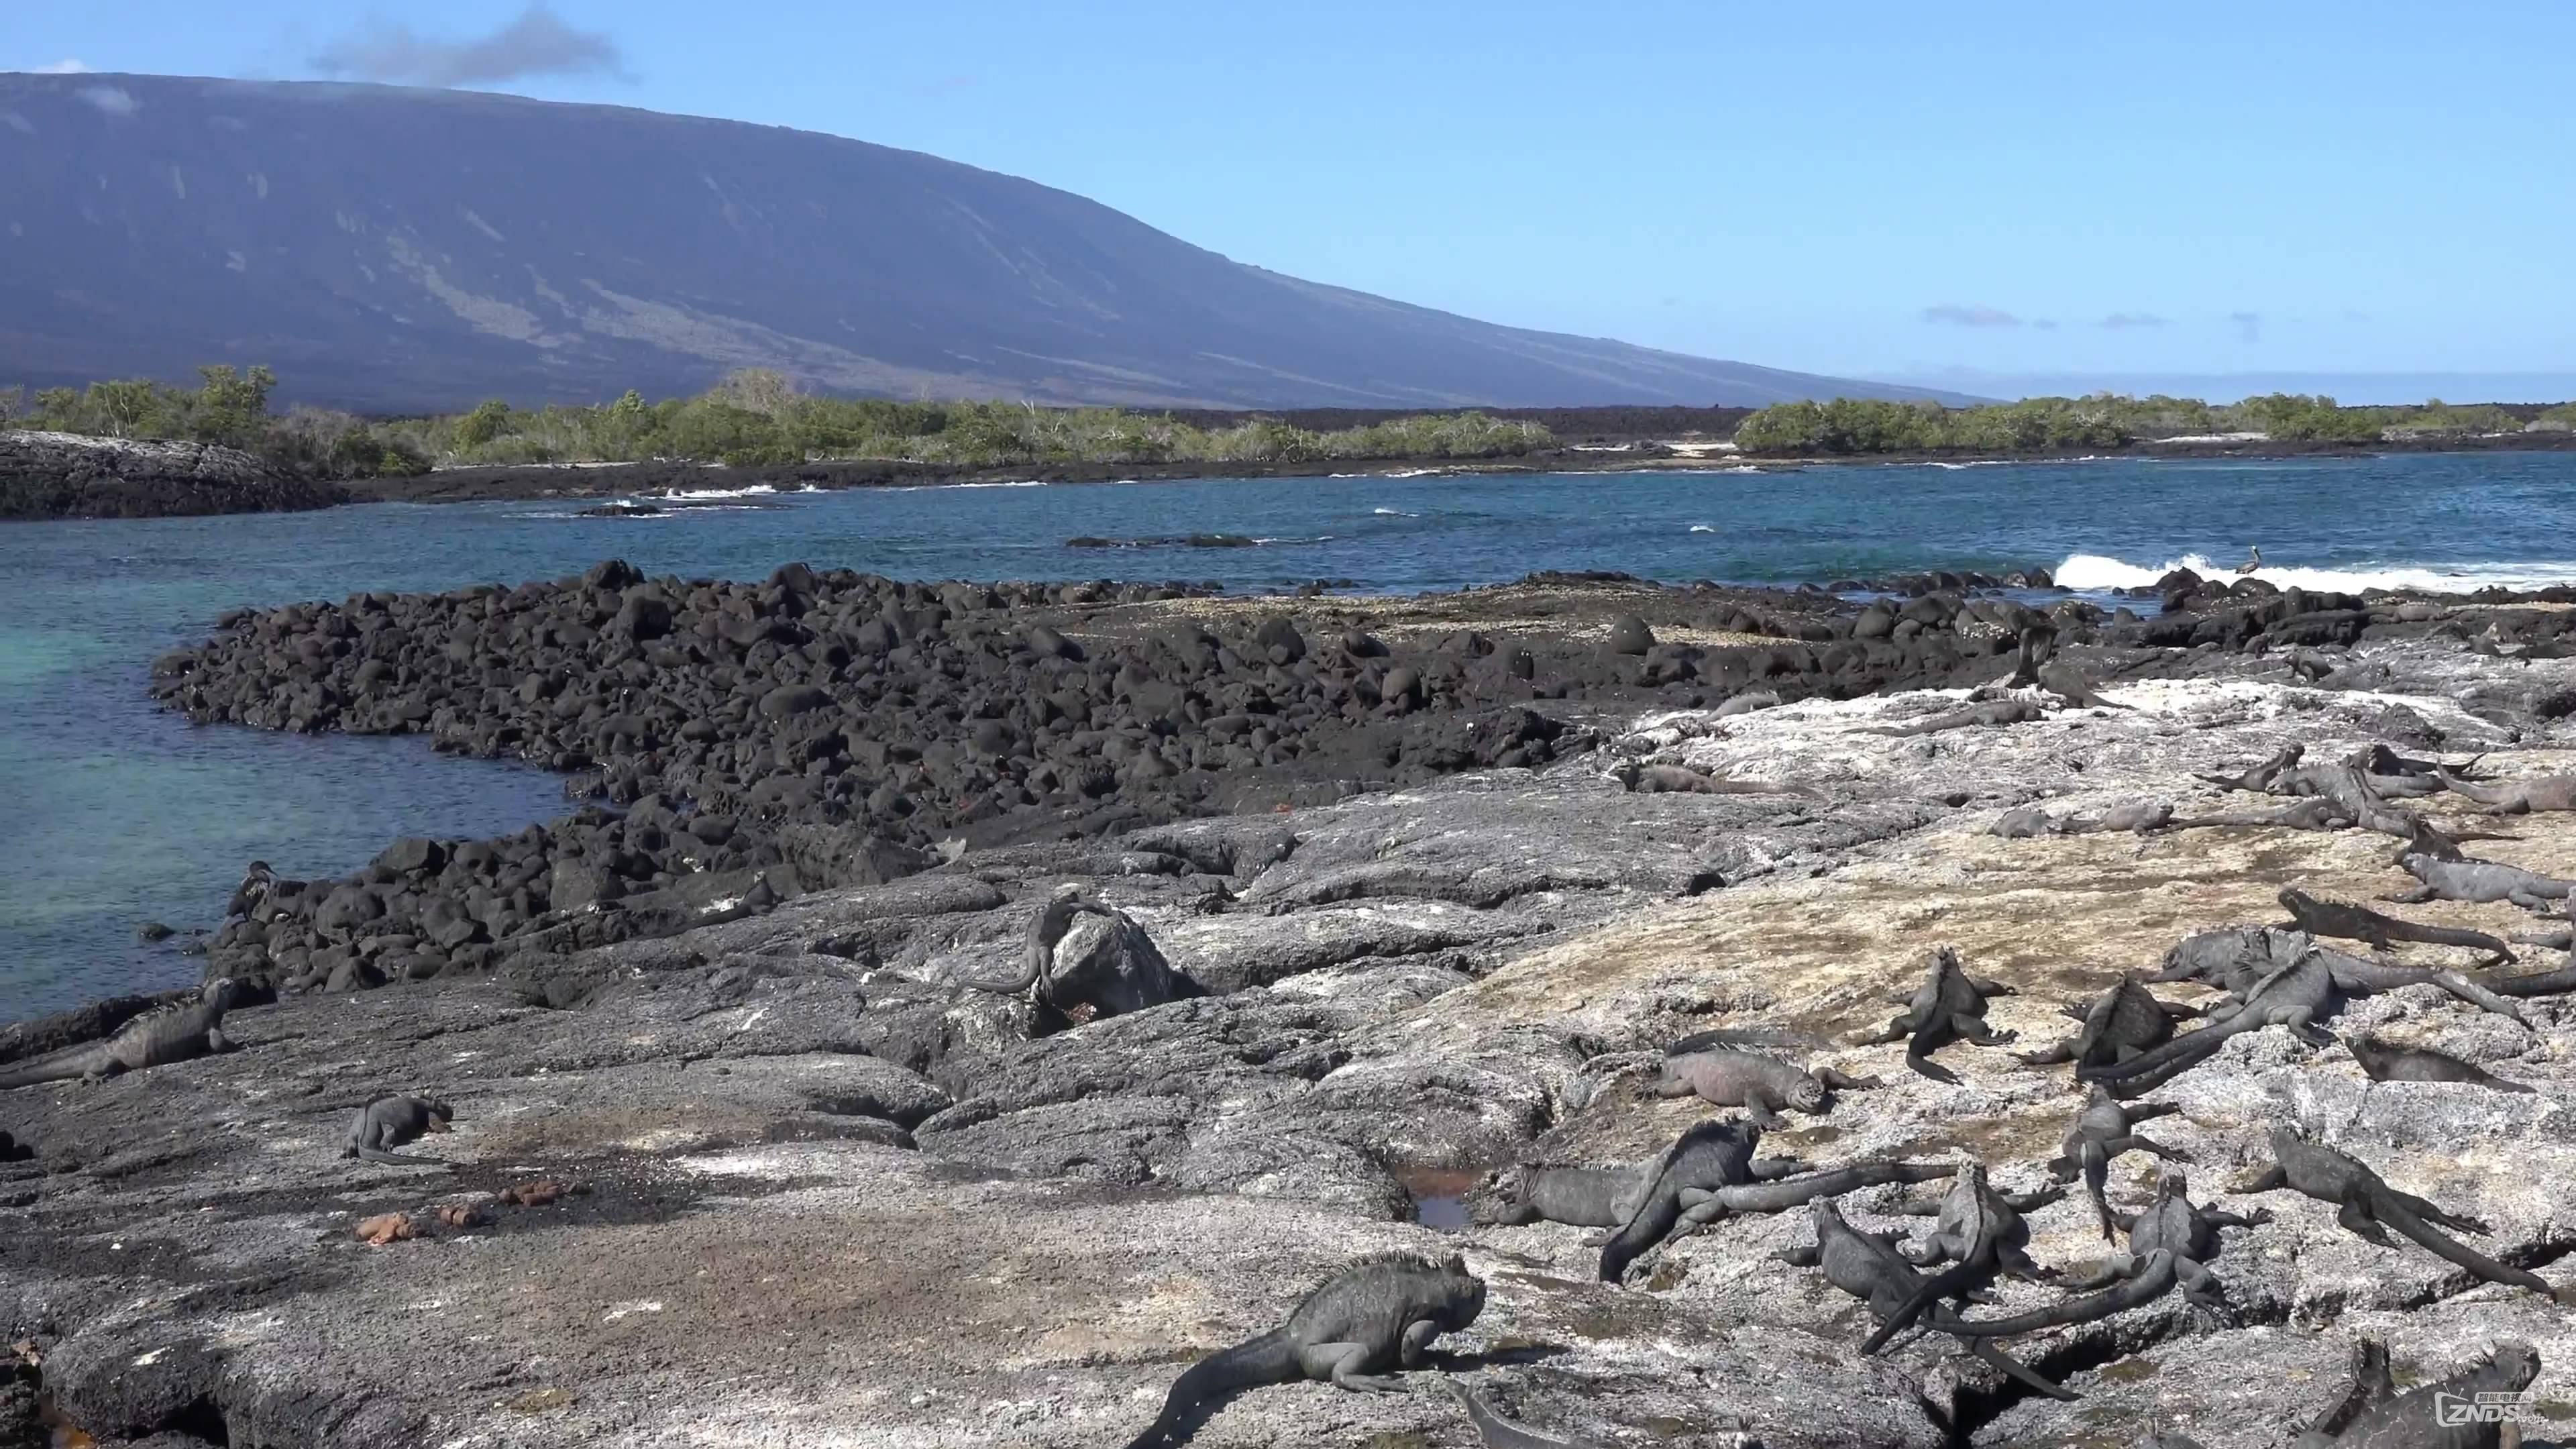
[0,430,348,520]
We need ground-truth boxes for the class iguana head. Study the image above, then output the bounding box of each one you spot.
[2477,1339,2542,1391]
[1785,1074,1828,1112]
[425,1099,455,1132]
[1434,1252,1487,1328]
[203,977,241,1010]
[2153,1165,2189,1202]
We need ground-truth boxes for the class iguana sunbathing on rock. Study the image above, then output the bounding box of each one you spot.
[2082,943,2338,1096]
[1122,1252,1487,1448]
[1850,946,2017,1084]
[2169,797,2356,833]
[1988,807,2068,839]
[967,883,1120,999]
[2277,888,2514,961]
[2015,978,2201,1071]
[1860,700,2047,737]
[1861,1162,2064,1354]
[1946,1167,2267,1341]
[342,1094,455,1166]
[2437,766,2576,815]
[2346,1034,2534,1093]
[2292,1334,2539,1449]
[1777,1197,2076,1402]
[1609,760,1820,800]
[2239,1126,2566,1303]
[2391,851,2576,914]
[2148,927,2526,1029]
[2194,745,2304,794]
[1651,1032,1881,1127]
[1591,1118,1958,1281]
[0,978,240,1089]
[2044,1086,2190,1240]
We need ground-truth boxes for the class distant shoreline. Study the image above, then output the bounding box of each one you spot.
[333,427,2576,506]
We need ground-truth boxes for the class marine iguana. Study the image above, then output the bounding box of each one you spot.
[1651,1038,1880,1128]
[2270,763,2424,841]
[2390,852,2576,913]
[2038,657,2132,712]
[1594,1120,1961,1281]
[342,1094,455,1165]
[2291,1337,2392,1449]
[1609,760,1821,800]
[2082,945,2339,1095]
[965,883,1122,998]
[1775,1197,2076,1401]
[2005,625,2052,689]
[1861,1162,2062,1354]
[2347,1035,2534,1093]
[2147,928,2526,1028]
[0,978,240,1089]
[1860,700,2047,737]
[1443,1377,1604,1449]
[1122,1252,1487,1448]
[2043,1087,2190,1240]
[2296,1336,2540,1449]
[1475,1138,1816,1230]
[1946,1167,2267,1338]
[2014,978,2201,1070]
[2473,954,2576,998]
[2438,767,2576,815]
[1850,945,2018,1084]
[2277,888,2515,961]
[0,1129,25,1162]
[1989,807,2069,839]
[2194,745,2304,794]
[223,860,274,920]
[2169,798,2357,833]
[2238,1127,2565,1302]
[2061,800,2174,835]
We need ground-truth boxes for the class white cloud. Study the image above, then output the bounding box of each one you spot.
[76,85,140,117]
[33,58,95,74]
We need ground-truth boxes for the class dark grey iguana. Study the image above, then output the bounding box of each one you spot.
[342,1094,455,1165]
[2347,1035,2535,1093]
[2277,888,2514,961]
[2015,977,2200,1071]
[1775,1197,2076,1402]
[2038,657,2132,712]
[2238,1127,2566,1303]
[2148,928,2525,1031]
[2082,943,2339,1096]
[1861,1162,2063,1354]
[2294,1336,2540,1449]
[1610,760,1821,800]
[2043,1086,2190,1240]
[2438,767,2576,815]
[1860,700,2046,737]
[1651,1035,1880,1127]
[2291,1336,2394,1449]
[2194,744,2304,794]
[2269,762,2424,841]
[1122,1252,1487,1448]
[1850,945,2017,1085]
[0,978,240,1089]
[1443,1377,1605,1449]
[1594,1119,1957,1281]
[2473,954,2576,998]
[2391,852,2576,913]
[1945,1167,2267,1341]
[1989,806,2070,839]
[965,883,1120,998]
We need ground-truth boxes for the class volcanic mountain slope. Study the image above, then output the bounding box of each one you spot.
[0,73,1967,411]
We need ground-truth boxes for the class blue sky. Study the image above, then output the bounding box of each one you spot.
[13,1,2576,398]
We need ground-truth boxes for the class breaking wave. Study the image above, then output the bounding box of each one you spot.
[1689,524,1717,533]
[2053,551,2576,594]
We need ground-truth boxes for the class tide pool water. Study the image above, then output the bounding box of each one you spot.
[7,450,2576,1018]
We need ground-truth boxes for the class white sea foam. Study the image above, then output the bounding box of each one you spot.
[945,479,1048,489]
[1689,524,1717,533]
[2053,551,2576,595]
[1373,507,1418,517]
[1385,468,1442,478]
[658,483,778,501]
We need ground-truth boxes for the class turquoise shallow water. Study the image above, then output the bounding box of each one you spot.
[7,452,2576,1020]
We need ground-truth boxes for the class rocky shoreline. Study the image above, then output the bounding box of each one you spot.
[9,568,2576,1446]
[0,430,349,521]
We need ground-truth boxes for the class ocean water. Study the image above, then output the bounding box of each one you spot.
[7,451,2576,1019]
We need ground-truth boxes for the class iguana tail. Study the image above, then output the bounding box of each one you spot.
[1904,1020,1962,1085]
[2367,1193,2555,1299]
[0,1054,95,1091]
[1932,1251,2177,1338]
[1861,1256,1988,1356]
[1444,1376,1597,1449]
[1124,1328,1299,1449]
[2480,961,2576,998]
[2076,1019,2249,1092]
[1709,1159,1954,1215]
[1966,1339,2077,1401]
[1597,1179,1682,1284]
